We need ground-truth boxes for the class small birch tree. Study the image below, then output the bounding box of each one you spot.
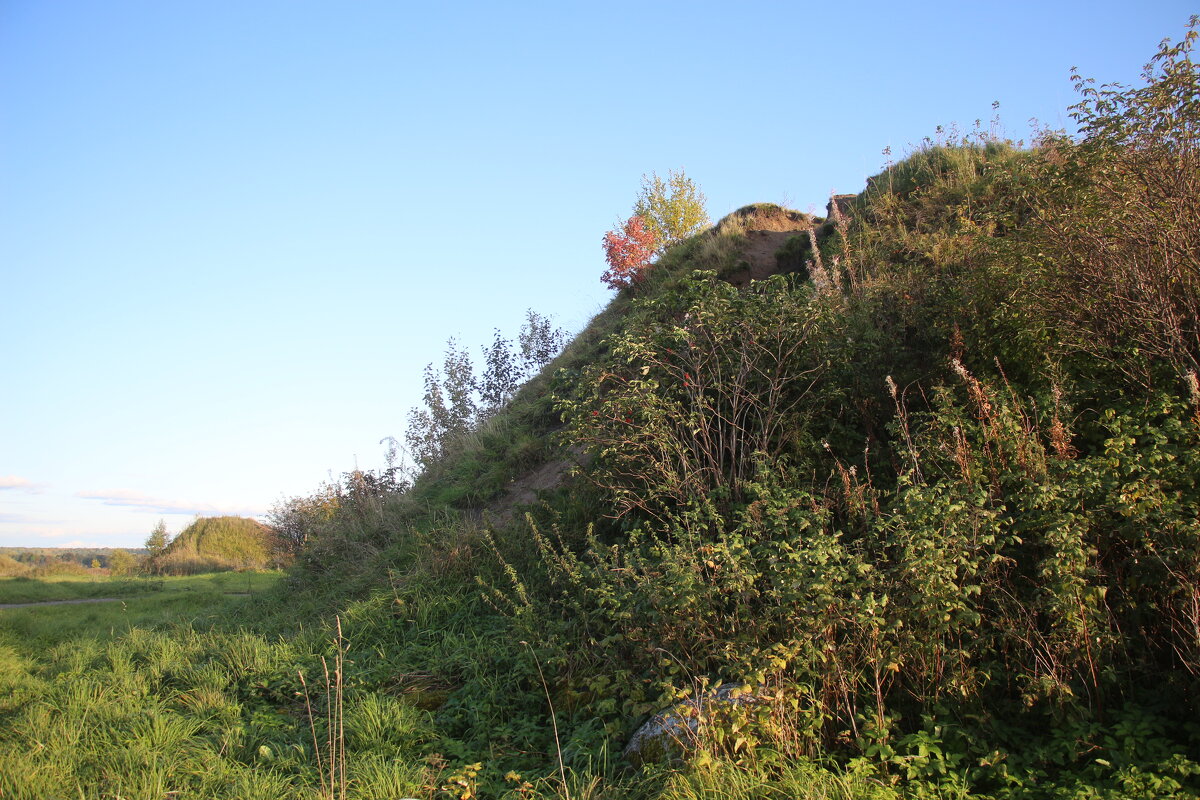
[633,168,710,253]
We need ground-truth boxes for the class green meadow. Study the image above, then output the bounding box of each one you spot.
[0,572,282,651]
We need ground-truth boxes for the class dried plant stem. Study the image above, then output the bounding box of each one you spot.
[300,616,348,800]
[522,641,570,800]
[298,671,325,783]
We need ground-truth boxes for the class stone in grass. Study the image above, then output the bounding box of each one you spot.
[623,683,763,766]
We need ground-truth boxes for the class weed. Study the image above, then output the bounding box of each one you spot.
[299,615,348,800]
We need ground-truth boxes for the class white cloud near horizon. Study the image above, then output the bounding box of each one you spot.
[0,512,62,524]
[0,475,46,493]
[75,489,263,518]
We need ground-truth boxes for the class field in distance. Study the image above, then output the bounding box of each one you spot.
[0,571,282,651]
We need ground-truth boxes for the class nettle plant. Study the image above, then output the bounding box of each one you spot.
[559,272,829,525]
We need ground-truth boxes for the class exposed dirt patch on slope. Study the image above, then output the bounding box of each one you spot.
[734,229,807,284]
[720,204,814,287]
[483,447,591,527]
[501,457,574,510]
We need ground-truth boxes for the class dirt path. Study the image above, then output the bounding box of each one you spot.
[0,597,127,609]
[0,592,253,610]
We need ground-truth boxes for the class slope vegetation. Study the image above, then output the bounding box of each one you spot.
[267,29,1200,796]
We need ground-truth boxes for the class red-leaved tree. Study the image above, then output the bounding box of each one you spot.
[601,215,657,290]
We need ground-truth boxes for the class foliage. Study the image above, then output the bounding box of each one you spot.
[1025,16,1200,381]
[558,273,827,523]
[518,309,567,371]
[487,21,1200,798]
[145,519,171,565]
[5,23,1200,800]
[0,546,147,572]
[406,311,565,473]
[480,311,567,416]
[108,548,136,576]
[479,328,522,415]
[601,214,657,290]
[269,483,343,558]
[279,465,412,591]
[407,338,479,471]
[634,169,710,253]
[150,516,285,575]
[0,554,27,577]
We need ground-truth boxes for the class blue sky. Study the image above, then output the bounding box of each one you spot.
[1,1,1193,548]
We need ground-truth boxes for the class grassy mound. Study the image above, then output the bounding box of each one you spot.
[153,516,282,575]
[259,29,1200,795]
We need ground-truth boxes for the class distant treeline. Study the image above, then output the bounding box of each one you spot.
[0,546,146,578]
[0,547,147,569]
[0,516,288,579]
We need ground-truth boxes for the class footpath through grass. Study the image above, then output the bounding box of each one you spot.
[0,570,278,605]
[0,573,163,604]
[0,571,282,653]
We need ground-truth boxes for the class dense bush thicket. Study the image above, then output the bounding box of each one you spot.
[487,24,1200,796]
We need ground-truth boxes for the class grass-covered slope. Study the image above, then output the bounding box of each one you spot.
[273,27,1200,796]
[153,515,282,574]
[274,126,1199,796]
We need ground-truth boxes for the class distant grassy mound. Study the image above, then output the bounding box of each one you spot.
[153,516,282,574]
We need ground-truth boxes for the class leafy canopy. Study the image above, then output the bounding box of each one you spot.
[1028,15,1200,379]
[600,214,656,290]
[144,519,169,558]
[633,168,709,253]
